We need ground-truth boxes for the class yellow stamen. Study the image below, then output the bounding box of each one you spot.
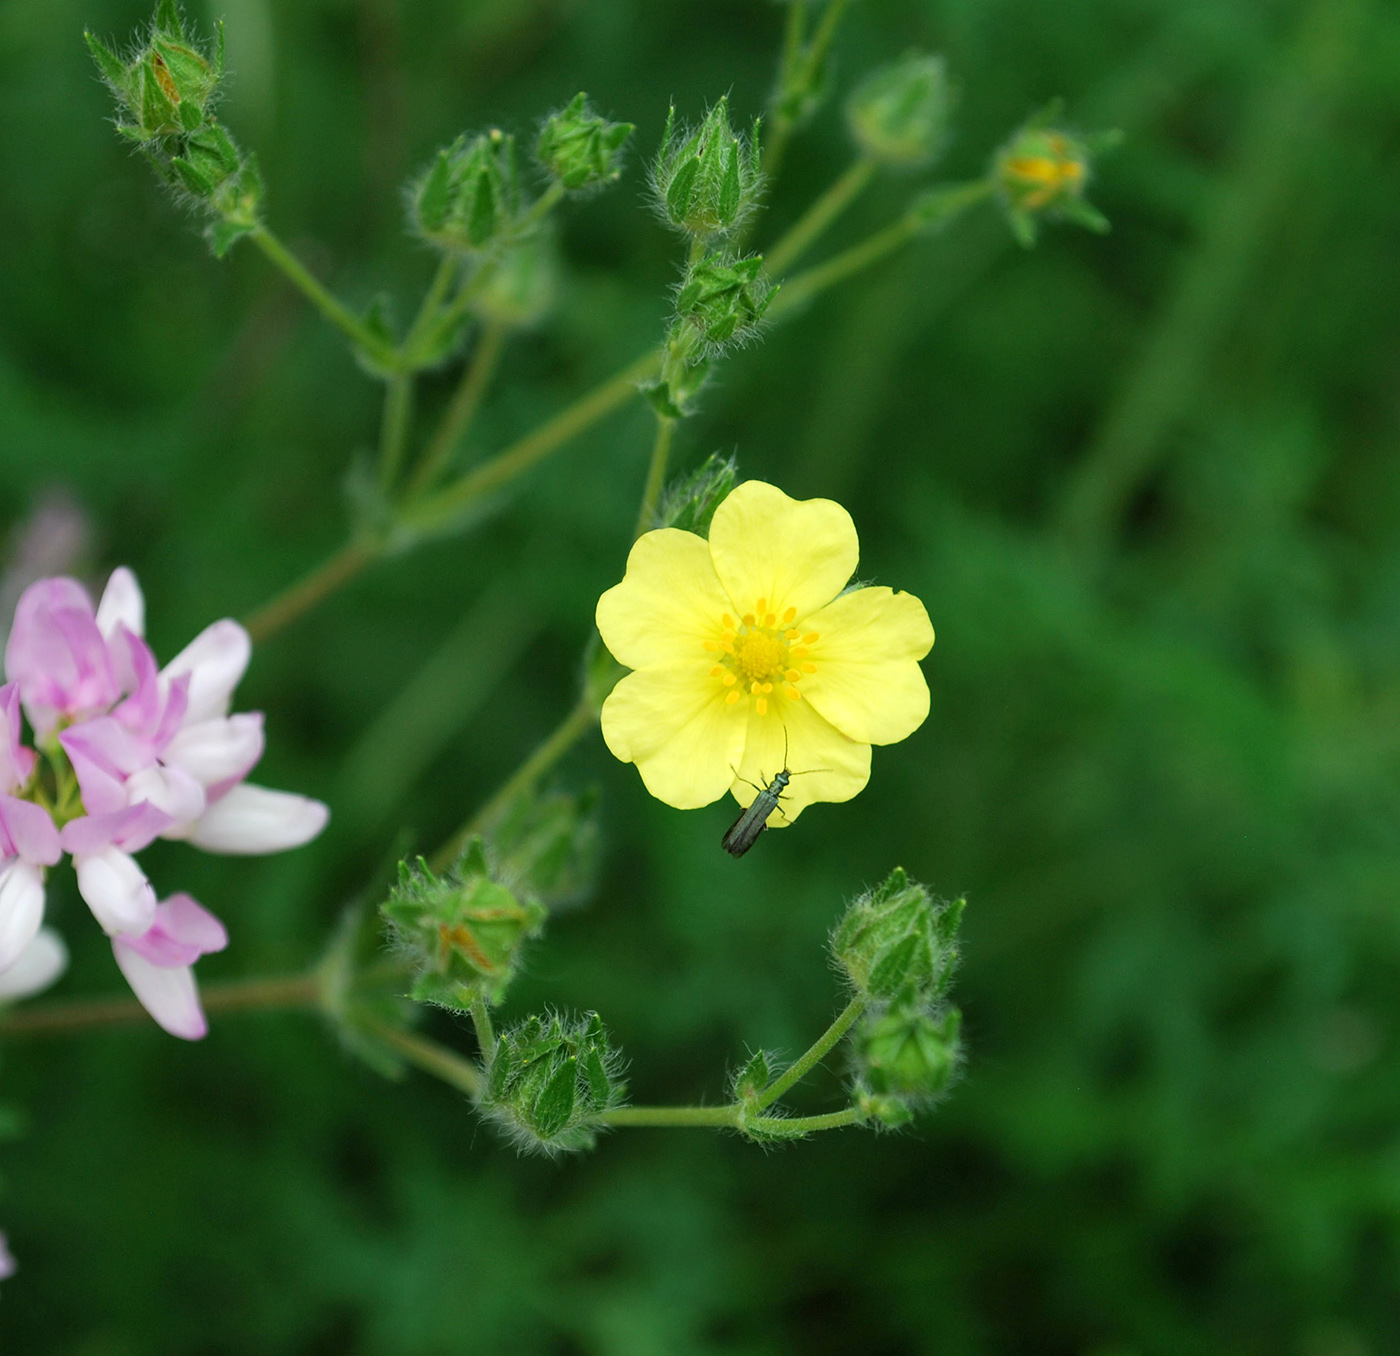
[755,697,768,716]
[750,681,761,695]
[786,686,801,701]
[722,613,735,629]
[783,606,797,623]
[725,690,740,705]
[764,613,776,628]
[704,641,719,652]
[755,598,767,615]
[722,673,737,686]
[785,629,800,640]
[743,614,756,628]
[791,647,808,660]
[710,665,724,677]
[760,682,773,694]
[785,668,800,682]
[803,632,819,644]
[803,662,817,674]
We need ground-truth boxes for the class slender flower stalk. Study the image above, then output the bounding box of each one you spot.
[763,154,877,276]
[634,415,676,538]
[408,316,508,494]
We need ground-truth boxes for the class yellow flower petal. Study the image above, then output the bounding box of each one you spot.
[596,528,732,671]
[601,666,745,809]
[801,586,933,745]
[730,698,870,826]
[708,481,858,622]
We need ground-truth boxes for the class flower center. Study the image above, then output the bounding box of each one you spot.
[703,599,821,718]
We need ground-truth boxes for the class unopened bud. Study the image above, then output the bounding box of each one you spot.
[651,98,764,240]
[473,232,557,329]
[846,52,953,168]
[831,867,962,1002]
[483,1011,625,1154]
[381,848,544,1009]
[855,1000,961,1102]
[654,452,738,537]
[674,252,776,354]
[994,104,1117,247]
[411,130,522,255]
[537,93,634,192]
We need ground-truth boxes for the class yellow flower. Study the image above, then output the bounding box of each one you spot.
[596,480,933,825]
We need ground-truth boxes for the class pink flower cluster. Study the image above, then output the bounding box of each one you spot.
[0,569,327,1038]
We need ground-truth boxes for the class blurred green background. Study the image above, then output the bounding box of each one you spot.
[3,0,1400,1350]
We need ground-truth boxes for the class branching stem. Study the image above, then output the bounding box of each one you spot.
[753,995,865,1112]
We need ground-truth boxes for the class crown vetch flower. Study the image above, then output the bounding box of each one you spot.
[595,480,933,823]
[0,567,328,1038]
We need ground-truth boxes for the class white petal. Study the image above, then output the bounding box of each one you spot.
[95,567,145,640]
[163,714,264,787]
[184,783,329,855]
[0,862,45,973]
[125,764,207,826]
[111,945,206,1040]
[0,928,68,1001]
[160,620,252,724]
[75,847,157,935]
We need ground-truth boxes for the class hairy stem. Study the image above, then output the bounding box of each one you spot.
[364,1020,483,1098]
[634,414,676,537]
[599,1104,741,1128]
[430,696,597,869]
[752,995,865,1112]
[251,227,395,368]
[764,154,877,277]
[378,372,415,491]
[408,316,508,494]
[470,996,496,1061]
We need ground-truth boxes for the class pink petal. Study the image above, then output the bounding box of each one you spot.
[160,620,251,724]
[4,578,118,731]
[0,796,60,867]
[0,1232,15,1281]
[179,783,328,855]
[124,764,207,826]
[0,928,68,1001]
[59,717,153,816]
[120,893,227,967]
[73,846,157,935]
[59,802,173,856]
[111,943,207,1040]
[0,861,45,972]
[0,685,35,794]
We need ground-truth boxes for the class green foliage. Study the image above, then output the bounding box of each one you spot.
[482,1011,625,1154]
[655,451,739,536]
[7,0,1400,1349]
[846,51,954,168]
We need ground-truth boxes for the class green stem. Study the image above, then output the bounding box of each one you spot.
[599,1105,740,1128]
[242,538,379,645]
[765,0,854,179]
[408,316,508,494]
[753,995,865,1112]
[764,154,877,277]
[634,415,675,537]
[400,350,661,537]
[250,226,396,368]
[430,696,597,870]
[364,1020,483,1098]
[0,972,322,1037]
[752,1107,866,1134]
[769,180,993,320]
[398,253,460,368]
[470,996,496,1060]
[378,371,415,491]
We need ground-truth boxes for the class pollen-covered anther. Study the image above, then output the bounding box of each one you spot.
[755,697,768,716]
[782,606,797,623]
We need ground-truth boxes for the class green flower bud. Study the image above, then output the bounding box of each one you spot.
[651,98,764,240]
[410,130,522,255]
[473,232,557,329]
[490,785,600,911]
[855,1000,961,1102]
[846,52,953,168]
[381,848,545,1010]
[831,867,963,1002]
[674,252,776,354]
[655,452,738,536]
[536,93,634,192]
[483,1011,625,1154]
[993,103,1117,247]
